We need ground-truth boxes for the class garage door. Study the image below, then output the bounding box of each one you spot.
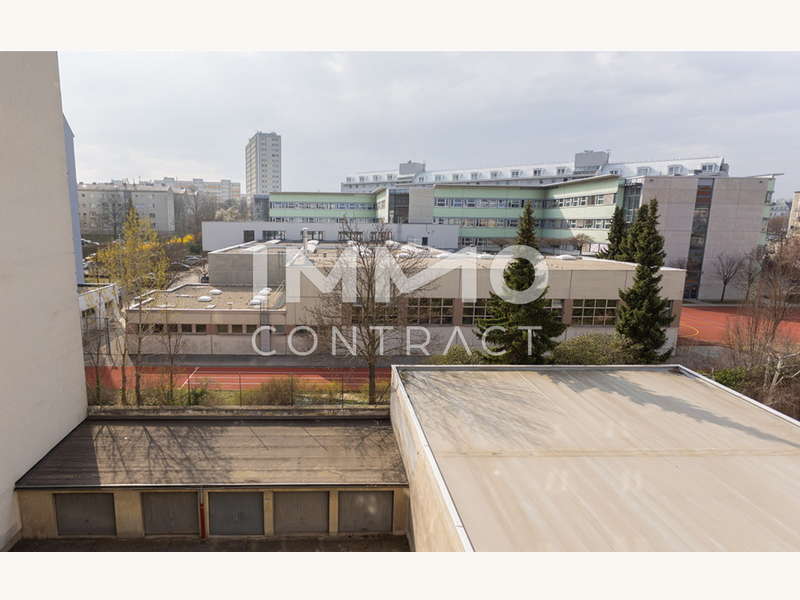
[209,492,264,536]
[338,491,393,533]
[55,493,116,536]
[142,492,199,535]
[273,491,329,534]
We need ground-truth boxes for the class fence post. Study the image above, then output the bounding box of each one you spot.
[290,376,294,406]
[239,374,243,406]
[187,374,191,404]
[340,374,344,408]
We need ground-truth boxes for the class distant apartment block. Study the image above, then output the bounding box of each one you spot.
[78,182,176,235]
[246,131,281,194]
[789,191,800,238]
[154,177,241,203]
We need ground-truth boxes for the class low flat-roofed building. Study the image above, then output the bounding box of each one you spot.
[130,242,685,357]
[15,418,408,540]
[391,365,800,551]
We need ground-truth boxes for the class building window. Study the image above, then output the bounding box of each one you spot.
[217,324,229,334]
[452,173,461,181]
[470,172,480,180]
[609,169,620,175]
[181,324,193,333]
[545,299,564,319]
[369,230,393,242]
[556,167,567,175]
[338,231,363,241]
[434,175,444,182]
[262,230,286,241]
[231,324,243,334]
[572,299,618,326]
[246,324,257,334]
[243,230,255,242]
[636,166,650,176]
[407,297,454,325]
[532,169,543,176]
[462,299,490,325]
[668,165,682,176]
[490,171,501,179]
[195,324,207,333]
[511,170,522,178]
[701,163,716,172]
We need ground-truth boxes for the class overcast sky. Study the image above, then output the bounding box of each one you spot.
[58,52,800,199]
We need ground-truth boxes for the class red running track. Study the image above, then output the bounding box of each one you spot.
[86,366,391,391]
[679,306,800,346]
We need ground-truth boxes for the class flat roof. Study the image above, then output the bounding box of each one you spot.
[394,365,800,551]
[138,284,276,310]
[16,419,407,489]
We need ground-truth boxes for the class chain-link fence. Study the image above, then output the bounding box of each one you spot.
[85,366,391,407]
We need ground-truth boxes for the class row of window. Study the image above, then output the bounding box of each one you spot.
[544,194,616,208]
[270,201,376,210]
[268,217,379,224]
[462,299,563,324]
[138,323,259,334]
[434,217,520,228]
[537,218,613,230]
[434,197,526,208]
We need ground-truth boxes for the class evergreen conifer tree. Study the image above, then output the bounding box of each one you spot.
[616,202,649,262]
[597,205,627,260]
[615,199,673,363]
[476,201,566,363]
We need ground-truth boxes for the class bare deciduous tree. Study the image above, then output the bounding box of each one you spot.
[97,209,169,405]
[306,220,429,403]
[726,237,800,413]
[572,233,593,256]
[736,246,765,302]
[713,252,744,303]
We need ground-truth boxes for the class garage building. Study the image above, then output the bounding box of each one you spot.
[16,419,407,540]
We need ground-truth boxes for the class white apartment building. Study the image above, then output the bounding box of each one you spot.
[0,51,87,550]
[77,182,176,235]
[341,151,728,193]
[246,131,282,194]
[153,177,241,203]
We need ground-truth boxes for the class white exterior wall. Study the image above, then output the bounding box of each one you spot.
[0,52,87,550]
[700,178,770,301]
[201,221,461,252]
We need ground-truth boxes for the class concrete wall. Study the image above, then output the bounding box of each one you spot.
[640,175,771,300]
[700,177,770,301]
[202,221,460,252]
[64,119,83,284]
[408,188,434,224]
[0,52,87,550]
[390,372,471,551]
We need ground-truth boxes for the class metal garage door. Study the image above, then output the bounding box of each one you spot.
[141,492,199,535]
[338,491,393,533]
[273,491,329,534]
[209,492,264,536]
[55,493,116,536]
